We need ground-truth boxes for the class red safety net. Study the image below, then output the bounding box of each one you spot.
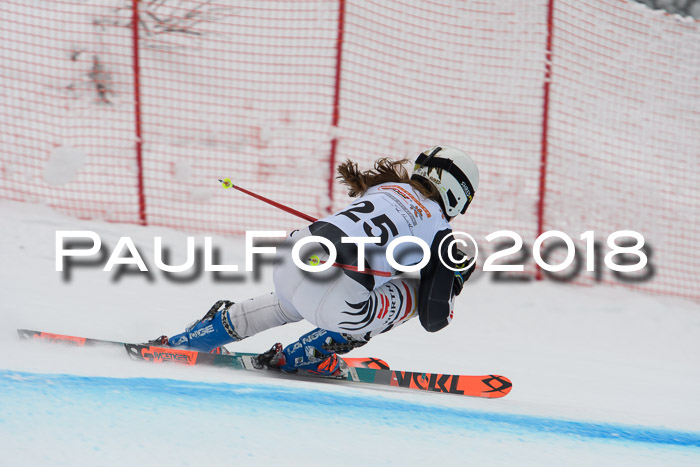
[1,1,140,222]
[1,0,699,300]
[544,0,700,300]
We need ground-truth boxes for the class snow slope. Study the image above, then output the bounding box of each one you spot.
[1,199,699,466]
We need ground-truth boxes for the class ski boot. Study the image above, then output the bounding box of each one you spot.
[157,300,242,353]
[307,353,341,376]
[253,328,366,377]
[252,342,341,376]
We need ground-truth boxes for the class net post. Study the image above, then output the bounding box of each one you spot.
[328,0,347,215]
[536,0,556,280]
[131,0,146,225]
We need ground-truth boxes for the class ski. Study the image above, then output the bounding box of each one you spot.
[17,329,511,398]
[16,329,389,370]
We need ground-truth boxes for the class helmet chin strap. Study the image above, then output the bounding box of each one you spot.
[437,198,452,221]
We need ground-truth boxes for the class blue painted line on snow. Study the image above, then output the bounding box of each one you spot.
[1,369,699,448]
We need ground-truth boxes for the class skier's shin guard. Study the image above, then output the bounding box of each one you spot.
[168,309,241,352]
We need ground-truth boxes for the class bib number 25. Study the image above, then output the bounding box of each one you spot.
[337,201,398,246]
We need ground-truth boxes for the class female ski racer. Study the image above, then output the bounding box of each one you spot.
[160,146,479,375]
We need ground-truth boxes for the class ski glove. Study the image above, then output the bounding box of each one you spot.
[452,250,475,297]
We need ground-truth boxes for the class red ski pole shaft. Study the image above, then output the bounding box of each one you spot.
[231,183,317,224]
[219,179,391,278]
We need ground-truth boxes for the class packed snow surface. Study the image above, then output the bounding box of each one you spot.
[1,200,699,466]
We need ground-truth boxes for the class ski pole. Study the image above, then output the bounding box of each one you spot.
[220,178,316,223]
[219,178,391,278]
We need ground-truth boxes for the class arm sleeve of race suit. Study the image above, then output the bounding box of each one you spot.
[418,228,455,332]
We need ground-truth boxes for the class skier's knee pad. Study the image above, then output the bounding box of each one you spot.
[279,328,367,372]
[168,308,242,352]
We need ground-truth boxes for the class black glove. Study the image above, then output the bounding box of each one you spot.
[451,248,475,297]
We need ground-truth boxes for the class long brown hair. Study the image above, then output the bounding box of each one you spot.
[336,157,440,201]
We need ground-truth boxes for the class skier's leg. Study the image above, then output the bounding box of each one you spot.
[307,277,420,335]
[255,227,421,373]
[363,278,421,337]
[275,226,420,334]
[256,278,420,375]
[165,229,309,352]
[167,293,302,351]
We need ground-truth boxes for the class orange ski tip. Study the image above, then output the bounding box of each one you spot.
[389,371,513,398]
[479,375,513,398]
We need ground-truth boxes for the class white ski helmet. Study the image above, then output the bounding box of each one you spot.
[411,146,479,218]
